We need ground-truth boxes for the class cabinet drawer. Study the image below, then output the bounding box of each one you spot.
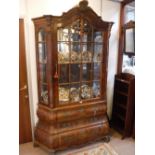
[59,122,109,148]
[56,102,107,123]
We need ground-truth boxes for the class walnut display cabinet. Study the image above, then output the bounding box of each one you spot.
[32,0,113,154]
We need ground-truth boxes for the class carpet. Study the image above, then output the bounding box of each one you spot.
[66,143,118,155]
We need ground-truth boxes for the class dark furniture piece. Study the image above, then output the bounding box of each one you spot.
[111,73,135,139]
[32,0,113,154]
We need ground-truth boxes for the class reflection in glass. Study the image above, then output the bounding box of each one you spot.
[58,28,69,41]
[81,83,93,99]
[40,64,46,82]
[59,64,69,83]
[71,29,80,42]
[93,32,103,62]
[71,43,81,63]
[59,85,69,103]
[82,64,91,81]
[40,85,48,104]
[58,42,69,63]
[38,29,45,42]
[70,19,81,42]
[94,32,103,43]
[93,63,101,80]
[70,64,80,82]
[38,43,47,63]
[125,28,134,53]
[92,81,100,98]
[82,20,92,42]
[93,44,103,62]
[82,43,92,62]
[70,84,80,102]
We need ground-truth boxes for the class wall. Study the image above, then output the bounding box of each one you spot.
[19,0,120,131]
[101,0,120,118]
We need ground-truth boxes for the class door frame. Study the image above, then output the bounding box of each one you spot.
[19,18,35,142]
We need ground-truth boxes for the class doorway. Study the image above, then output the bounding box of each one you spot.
[19,19,32,144]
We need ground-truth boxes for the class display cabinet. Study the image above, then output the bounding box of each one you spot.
[32,0,113,154]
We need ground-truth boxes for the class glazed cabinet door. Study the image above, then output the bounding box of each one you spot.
[57,18,105,106]
[36,27,50,106]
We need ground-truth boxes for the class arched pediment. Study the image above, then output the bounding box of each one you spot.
[33,1,113,31]
[57,0,113,30]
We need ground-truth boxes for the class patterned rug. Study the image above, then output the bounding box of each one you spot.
[66,143,118,155]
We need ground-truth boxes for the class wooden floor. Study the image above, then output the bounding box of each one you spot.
[19,129,135,155]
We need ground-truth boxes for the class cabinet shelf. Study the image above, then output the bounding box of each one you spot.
[115,90,128,96]
[58,61,102,65]
[37,41,46,43]
[116,103,127,110]
[113,112,125,122]
[57,41,103,44]
[59,80,100,86]
[39,61,47,64]
[40,82,48,85]
[115,78,130,84]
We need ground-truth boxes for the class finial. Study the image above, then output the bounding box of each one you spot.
[79,0,88,10]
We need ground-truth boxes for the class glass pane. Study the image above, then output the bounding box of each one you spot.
[94,31,103,43]
[82,20,93,42]
[59,64,69,83]
[70,19,81,42]
[82,43,92,62]
[93,31,103,62]
[70,64,80,82]
[40,64,47,83]
[82,63,91,81]
[92,81,100,98]
[40,85,48,104]
[38,43,47,63]
[57,28,69,41]
[59,85,69,104]
[93,62,101,80]
[71,43,81,63]
[81,83,93,100]
[38,29,45,42]
[125,28,134,53]
[58,42,69,64]
[70,84,80,102]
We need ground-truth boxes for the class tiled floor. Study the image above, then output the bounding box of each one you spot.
[19,129,135,155]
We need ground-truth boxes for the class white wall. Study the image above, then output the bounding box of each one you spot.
[101,0,120,118]
[19,0,120,130]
